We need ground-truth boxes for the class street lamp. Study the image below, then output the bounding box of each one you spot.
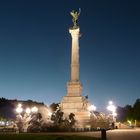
[25,108,31,114]
[15,103,24,132]
[48,110,52,117]
[16,103,23,114]
[31,106,38,113]
[15,104,39,133]
[107,101,116,112]
[107,101,117,123]
[88,104,96,113]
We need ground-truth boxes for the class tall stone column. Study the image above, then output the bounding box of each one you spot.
[69,28,80,82]
[67,27,83,96]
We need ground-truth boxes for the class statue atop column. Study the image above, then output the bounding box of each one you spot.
[70,8,81,29]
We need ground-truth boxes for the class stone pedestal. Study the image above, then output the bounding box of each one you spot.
[67,81,82,96]
[60,95,91,128]
[61,96,89,114]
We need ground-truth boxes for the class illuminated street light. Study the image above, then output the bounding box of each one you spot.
[127,120,132,126]
[112,111,117,117]
[16,103,23,114]
[107,102,116,112]
[109,101,113,105]
[25,108,31,114]
[48,110,52,117]
[31,106,38,113]
[107,101,117,122]
[88,104,96,112]
[18,103,22,108]
[15,104,39,133]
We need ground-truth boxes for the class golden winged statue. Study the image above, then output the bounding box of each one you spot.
[70,8,81,29]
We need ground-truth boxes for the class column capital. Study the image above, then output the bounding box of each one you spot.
[69,27,80,36]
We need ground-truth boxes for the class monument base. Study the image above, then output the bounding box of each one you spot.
[60,95,91,128]
[67,81,83,96]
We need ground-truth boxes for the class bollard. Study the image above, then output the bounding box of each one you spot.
[101,129,107,140]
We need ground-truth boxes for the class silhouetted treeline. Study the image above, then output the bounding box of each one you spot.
[117,99,140,122]
[0,97,44,120]
[1,97,140,123]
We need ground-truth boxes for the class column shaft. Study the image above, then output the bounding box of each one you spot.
[69,28,80,82]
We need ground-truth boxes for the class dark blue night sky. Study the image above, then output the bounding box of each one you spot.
[0,0,140,111]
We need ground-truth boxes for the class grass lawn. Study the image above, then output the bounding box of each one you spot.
[0,133,101,140]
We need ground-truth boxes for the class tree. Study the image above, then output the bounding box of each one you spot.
[125,105,133,120]
[117,106,127,122]
[133,99,140,121]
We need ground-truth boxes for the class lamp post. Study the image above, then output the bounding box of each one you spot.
[25,108,31,114]
[16,103,23,114]
[107,101,117,128]
[15,104,39,132]
[31,106,38,113]
[16,103,23,132]
[88,104,96,119]
[88,104,96,112]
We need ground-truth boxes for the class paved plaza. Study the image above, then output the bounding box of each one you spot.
[77,128,140,140]
[44,128,140,140]
[106,128,140,140]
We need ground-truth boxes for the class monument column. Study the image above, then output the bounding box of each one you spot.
[67,10,83,97]
[60,10,91,127]
[69,28,80,82]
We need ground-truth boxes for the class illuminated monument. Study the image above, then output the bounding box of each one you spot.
[60,10,91,127]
